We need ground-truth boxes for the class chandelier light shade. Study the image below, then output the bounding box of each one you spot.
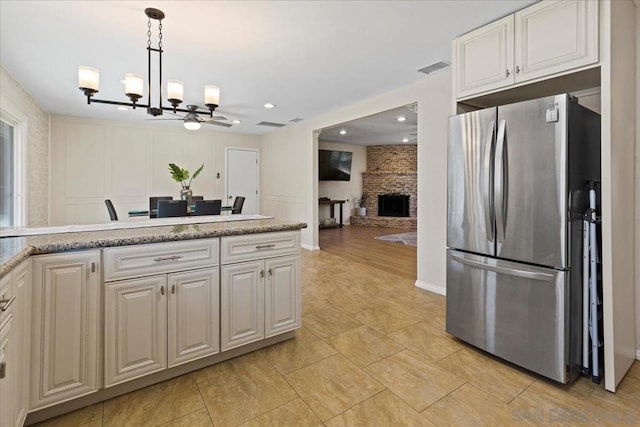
[78,66,100,93]
[77,7,220,121]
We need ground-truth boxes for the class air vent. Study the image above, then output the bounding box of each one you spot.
[289,117,304,123]
[417,61,451,75]
[257,121,286,127]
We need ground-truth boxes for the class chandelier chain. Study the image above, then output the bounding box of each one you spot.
[158,20,163,49]
[147,18,152,48]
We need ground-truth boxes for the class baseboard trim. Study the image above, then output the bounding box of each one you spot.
[415,280,446,296]
[301,243,320,251]
[636,348,640,360]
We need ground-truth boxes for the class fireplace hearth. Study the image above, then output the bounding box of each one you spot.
[378,194,410,217]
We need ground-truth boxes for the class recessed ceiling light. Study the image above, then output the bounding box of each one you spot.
[402,137,409,143]
[232,119,241,124]
[117,106,129,111]
[339,129,347,135]
[397,116,407,122]
[264,103,275,109]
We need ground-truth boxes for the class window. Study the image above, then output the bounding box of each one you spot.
[0,109,25,228]
[0,120,14,227]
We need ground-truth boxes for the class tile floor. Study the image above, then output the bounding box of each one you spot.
[36,249,640,426]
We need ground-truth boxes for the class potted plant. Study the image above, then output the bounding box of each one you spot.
[168,163,204,208]
[354,193,367,216]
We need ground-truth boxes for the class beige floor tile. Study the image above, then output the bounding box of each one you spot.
[436,347,535,403]
[301,295,334,316]
[198,364,297,426]
[364,350,465,411]
[192,350,279,385]
[158,408,213,427]
[259,327,338,374]
[302,307,363,338]
[353,305,421,335]
[327,325,404,367]
[285,353,384,421]
[422,383,528,426]
[241,399,324,427]
[326,390,436,427]
[35,403,103,427]
[103,375,204,426]
[321,288,385,314]
[389,321,463,362]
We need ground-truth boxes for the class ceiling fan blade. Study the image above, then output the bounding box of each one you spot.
[203,120,232,127]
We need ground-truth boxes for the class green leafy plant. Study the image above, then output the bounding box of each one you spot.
[168,163,204,189]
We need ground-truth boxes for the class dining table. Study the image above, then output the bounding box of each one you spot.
[128,205,232,217]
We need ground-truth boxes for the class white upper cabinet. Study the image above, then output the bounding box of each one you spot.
[455,0,599,100]
[455,15,515,98]
[514,0,598,83]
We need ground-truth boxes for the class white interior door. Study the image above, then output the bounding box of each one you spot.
[226,148,258,214]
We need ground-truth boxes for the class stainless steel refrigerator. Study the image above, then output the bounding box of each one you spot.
[446,94,600,383]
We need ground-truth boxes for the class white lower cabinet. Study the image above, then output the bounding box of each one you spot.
[104,267,219,387]
[221,233,301,352]
[30,251,100,410]
[1,259,31,427]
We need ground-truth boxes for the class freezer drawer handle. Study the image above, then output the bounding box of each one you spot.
[451,253,554,282]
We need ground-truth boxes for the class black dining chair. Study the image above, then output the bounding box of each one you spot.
[104,199,118,221]
[232,196,245,214]
[157,200,187,218]
[150,196,173,218]
[194,199,222,216]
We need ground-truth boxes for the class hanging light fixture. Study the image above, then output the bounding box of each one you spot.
[78,8,220,123]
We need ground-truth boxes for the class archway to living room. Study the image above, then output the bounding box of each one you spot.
[314,104,418,280]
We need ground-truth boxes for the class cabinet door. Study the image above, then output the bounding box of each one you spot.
[0,315,15,427]
[167,268,219,368]
[455,15,514,98]
[105,275,167,387]
[13,260,31,426]
[265,256,301,338]
[221,261,264,351]
[31,251,100,409]
[514,0,598,83]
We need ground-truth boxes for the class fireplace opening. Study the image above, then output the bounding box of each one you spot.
[378,194,410,217]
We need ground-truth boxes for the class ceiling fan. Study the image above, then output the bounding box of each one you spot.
[148,104,232,130]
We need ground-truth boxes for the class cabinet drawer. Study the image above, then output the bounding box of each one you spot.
[221,231,300,265]
[104,239,219,281]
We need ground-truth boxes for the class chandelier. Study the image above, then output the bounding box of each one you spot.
[77,8,221,130]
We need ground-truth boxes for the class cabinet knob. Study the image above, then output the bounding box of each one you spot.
[260,270,264,278]
[171,285,176,294]
[268,268,273,276]
[516,65,521,74]
[0,361,5,379]
[160,286,165,296]
[506,68,510,77]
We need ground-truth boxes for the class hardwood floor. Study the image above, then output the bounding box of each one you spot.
[319,225,417,280]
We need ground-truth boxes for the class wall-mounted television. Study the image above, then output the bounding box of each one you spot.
[319,150,352,181]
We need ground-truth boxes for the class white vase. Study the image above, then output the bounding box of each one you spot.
[180,187,192,211]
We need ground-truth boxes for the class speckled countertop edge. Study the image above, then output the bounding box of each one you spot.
[0,219,307,279]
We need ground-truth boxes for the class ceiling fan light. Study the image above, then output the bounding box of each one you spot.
[184,120,201,131]
[205,85,220,107]
[78,66,100,92]
[167,79,184,103]
[124,73,144,98]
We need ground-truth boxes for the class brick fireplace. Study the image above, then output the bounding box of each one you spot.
[350,145,417,228]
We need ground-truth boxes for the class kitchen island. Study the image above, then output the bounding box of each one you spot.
[0,217,306,425]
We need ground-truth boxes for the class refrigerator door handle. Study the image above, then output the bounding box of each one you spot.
[495,119,507,243]
[482,121,495,241]
[450,253,554,282]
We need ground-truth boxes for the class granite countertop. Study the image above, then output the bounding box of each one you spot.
[0,218,307,278]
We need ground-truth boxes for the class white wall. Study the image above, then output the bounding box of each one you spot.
[49,115,260,225]
[0,65,49,226]
[636,1,640,360]
[260,72,451,293]
[318,141,366,225]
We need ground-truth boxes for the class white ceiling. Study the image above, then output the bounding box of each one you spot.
[0,1,535,135]
[319,104,417,146]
